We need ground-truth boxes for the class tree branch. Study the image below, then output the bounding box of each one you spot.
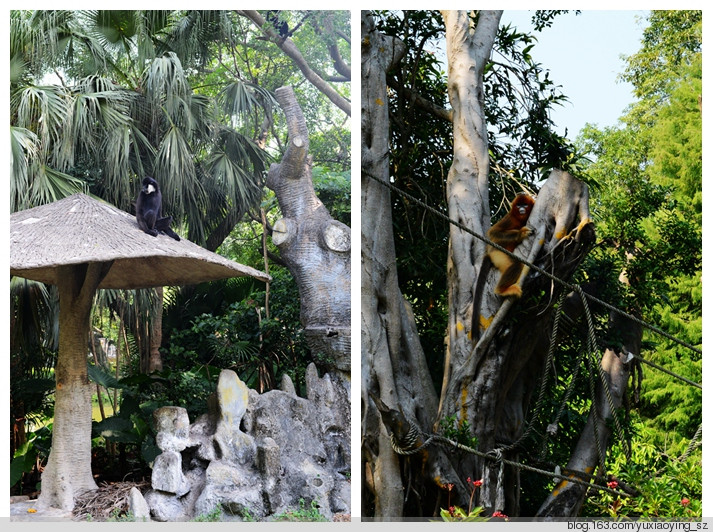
[237,10,351,116]
[322,13,351,80]
[387,75,453,122]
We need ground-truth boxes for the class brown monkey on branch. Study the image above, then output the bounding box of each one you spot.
[471,193,535,340]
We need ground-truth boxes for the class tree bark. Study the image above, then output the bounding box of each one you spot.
[361,13,470,519]
[148,287,164,373]
[266,85,351,378]
[360,13,408,517]
[437,9,501,420]
[37,262,112,510]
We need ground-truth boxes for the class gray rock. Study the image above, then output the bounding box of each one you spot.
[189,413,217,462]
[213,370,256,465]
[127,487,150,521]
[153,406,190,452]
[145,489,189,522]
[145,365,350,521]
[193,460,265,521]
[151,450,191,496]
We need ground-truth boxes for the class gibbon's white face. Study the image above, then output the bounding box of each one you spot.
[146,183,156,194]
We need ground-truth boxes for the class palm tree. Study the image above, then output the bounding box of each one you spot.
[10,10,276,506]
[11,11,273,234]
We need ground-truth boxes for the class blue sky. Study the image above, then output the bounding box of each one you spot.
[500,10,648,138]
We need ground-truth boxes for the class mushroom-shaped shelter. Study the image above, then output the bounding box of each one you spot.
[11,193,270,287]
[10,193,270,510]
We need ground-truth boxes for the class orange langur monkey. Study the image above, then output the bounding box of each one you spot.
[471,192,535,340]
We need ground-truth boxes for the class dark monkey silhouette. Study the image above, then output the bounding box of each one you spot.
[136,176,180,241]
[266,10,289,38]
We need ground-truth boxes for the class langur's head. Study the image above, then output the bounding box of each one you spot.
[142,176,158,195]
[511,193,535,220]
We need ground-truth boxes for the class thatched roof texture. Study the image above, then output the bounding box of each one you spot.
[10,194,270,288]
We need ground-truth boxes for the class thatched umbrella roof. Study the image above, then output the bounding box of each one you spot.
[10,193,270,288]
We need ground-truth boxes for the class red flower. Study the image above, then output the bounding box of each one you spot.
[446,483,454,492]
[607,480,618,489]
[448,506,455,517]
[681,498,690,506]
[471,478,483,487]
[492,510,508,520]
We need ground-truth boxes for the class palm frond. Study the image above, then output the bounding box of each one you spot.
[29,165,88,206]
[154,124,200,211]
[10,126,39,212]
[144,52,190,105]
[12,85,69,160]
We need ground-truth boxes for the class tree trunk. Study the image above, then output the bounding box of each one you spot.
[37,262,111,510]
[437,9,501,420]
[360,13,408,517]
[361,13,468,518]
[266,85,351,378]
[148,287,164,373]
[265,82,351,515]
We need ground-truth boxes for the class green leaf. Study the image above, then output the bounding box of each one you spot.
[88,363,123,389]
[141,437,161,466]
[92,416,139,443]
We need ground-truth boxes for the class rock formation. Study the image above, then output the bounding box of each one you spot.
[134,365,350,521]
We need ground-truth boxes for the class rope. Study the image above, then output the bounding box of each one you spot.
[652,423,703,478]
[493,449,505,511]
[363,170,702,358]
[388,422,633,499]
[629,353,702,390]
[577,284,630,459]
[368,169,701,504]
[495,292,565,455]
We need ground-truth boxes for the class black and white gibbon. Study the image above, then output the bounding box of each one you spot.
[471,192,535,339]
[266,10,289,38]
[135,176,180,241]
[264,11,314,42]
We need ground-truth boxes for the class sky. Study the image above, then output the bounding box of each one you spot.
[499,10,648,138]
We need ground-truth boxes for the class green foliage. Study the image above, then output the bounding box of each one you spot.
[273,498,328,522]
[10,279,58,425]
[192,505,225,522]
[620,11,701,105]
[439,415,478,449]
[89,374,162,467]
[163,267,312,400]
[583,421,701,519]
[559,11,702,518]
[10,425,52,489]
[312,167,351,225]
[648,54,702,215]
[10,9,350,250]
[439,505,486,522]
[106,508,138,522]
[438,477,493,522]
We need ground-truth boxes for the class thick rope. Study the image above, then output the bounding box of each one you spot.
[387,421,632,499]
